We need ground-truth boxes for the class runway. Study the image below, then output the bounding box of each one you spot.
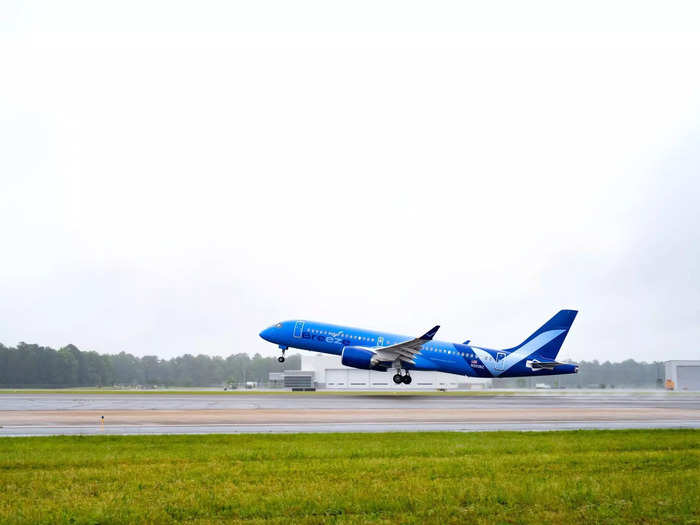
[1,392,698,436]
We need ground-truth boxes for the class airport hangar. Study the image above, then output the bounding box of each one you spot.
[269,357,700,391]
[665,360,700,391]
[270,353,493,390]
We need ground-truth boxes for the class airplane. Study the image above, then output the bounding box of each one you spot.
[259,310,579,384]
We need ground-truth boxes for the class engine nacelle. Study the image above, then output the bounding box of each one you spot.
[341,346,387,371]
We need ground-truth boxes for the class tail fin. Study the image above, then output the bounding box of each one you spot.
[511,309,578,359]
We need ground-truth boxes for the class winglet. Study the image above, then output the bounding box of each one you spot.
[420,325,440,340]
[463,340,470,345]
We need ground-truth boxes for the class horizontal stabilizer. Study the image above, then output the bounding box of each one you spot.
[526,360,563,370]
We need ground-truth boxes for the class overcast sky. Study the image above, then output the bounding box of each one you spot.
[1,2,699,362]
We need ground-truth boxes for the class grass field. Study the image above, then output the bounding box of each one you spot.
[0,430,697,524]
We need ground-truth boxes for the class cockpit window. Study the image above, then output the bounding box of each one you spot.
[275,323,282,328]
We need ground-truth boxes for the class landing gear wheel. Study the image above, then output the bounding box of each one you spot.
[278,356,286,363]
[393,373,403,384]
[402,375,412,385]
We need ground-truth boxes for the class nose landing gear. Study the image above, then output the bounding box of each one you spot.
[278,345,287,363]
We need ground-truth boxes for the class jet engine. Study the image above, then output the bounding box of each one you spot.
[341,346,388,371]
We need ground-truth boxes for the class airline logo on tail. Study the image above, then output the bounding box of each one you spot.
[472,329,565,376]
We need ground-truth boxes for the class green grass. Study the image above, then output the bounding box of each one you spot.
[0,430,697,524]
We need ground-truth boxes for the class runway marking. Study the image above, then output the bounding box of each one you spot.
[2,420,699,437]
[1,392,698,436]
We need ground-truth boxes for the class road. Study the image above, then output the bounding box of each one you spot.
[1,392,698,436]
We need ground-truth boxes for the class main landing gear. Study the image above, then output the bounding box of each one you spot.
[393,372,412,385]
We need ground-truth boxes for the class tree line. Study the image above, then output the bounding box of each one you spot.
[0,342,300,388]
[1,341,664,388]
[493,359,665,389]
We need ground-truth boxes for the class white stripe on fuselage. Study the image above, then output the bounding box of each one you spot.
[472,329,565,377]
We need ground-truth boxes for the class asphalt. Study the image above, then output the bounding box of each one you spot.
[1,392,698,436]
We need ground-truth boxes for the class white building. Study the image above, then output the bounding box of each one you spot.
[301,353,492,390]
[665,360,700,391]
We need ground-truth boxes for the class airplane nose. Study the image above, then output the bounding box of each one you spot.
[259,328,272,342]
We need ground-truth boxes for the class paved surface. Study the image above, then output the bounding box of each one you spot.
[1,393,698,436]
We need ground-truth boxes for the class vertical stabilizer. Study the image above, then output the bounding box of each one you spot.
[510,310,578,360]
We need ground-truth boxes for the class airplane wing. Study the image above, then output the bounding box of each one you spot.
[372,325,440,365]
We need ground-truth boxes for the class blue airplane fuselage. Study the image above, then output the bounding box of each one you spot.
[259,311,579,379]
